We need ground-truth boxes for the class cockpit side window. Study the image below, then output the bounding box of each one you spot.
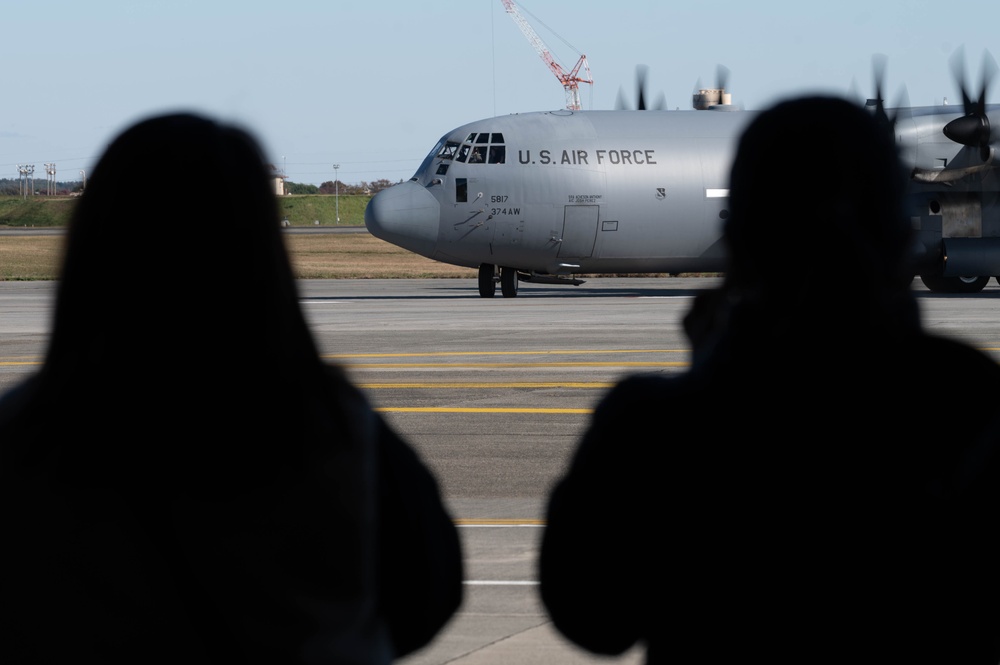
[488,146,506,164]
[438,142,459,160]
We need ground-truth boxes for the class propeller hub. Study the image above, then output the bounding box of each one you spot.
[943,113,990,148]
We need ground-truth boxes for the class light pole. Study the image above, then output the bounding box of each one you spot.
[17,164,35,199]
[333,164,340,223]
[44,163,56,195]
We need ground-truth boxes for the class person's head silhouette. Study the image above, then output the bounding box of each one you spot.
[685,97,918,358]
[49,113,314,376]
[2,112,332,478]
[724,96,912,302]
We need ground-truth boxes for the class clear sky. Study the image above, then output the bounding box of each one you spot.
[4,0,997,186]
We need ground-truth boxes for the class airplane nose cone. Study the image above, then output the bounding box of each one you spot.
[365,181,440,258]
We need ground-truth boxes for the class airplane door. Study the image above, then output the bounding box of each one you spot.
[558,205,599,258]
[940,193,982,238]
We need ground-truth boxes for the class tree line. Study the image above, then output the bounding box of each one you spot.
[0,178,83,196]
[0,178,402,197]
[284,178,402,196]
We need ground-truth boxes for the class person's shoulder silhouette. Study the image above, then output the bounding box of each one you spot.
[541,96,1000,664]
[0,113,461,664]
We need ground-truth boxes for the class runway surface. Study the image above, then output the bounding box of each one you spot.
[2,276,1000,664]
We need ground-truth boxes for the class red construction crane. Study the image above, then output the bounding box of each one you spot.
[500,0,593,111]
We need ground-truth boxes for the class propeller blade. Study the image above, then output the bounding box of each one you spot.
[847,76,863,106]
[894,85,912,124]
[978,50,997,113]
[636,65,649,111]
[615,86,627,111]
[872,53,888,90]
[716,64,730,93]
[871,53,890,128]
[617,65,665,110]
[949,46,974,112]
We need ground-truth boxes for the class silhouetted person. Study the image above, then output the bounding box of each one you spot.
[540,97,1000,664]
[0,113,461,664]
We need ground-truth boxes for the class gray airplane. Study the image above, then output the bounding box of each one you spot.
[365,63,1000,297]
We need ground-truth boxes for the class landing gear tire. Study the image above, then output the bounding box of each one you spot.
[478,264,496,298]
[919,275,990,293]
[500,266,519,298]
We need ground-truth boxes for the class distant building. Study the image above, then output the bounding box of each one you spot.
[269,164,286,195]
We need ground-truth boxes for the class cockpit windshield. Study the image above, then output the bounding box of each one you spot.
[414,138,446,178]
[453,132,505,164]
[414,131,507,180]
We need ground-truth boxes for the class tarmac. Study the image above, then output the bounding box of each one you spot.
[3,277,999,663]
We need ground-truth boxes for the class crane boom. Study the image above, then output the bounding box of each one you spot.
[500,0,592,111]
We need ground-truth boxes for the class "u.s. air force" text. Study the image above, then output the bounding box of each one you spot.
[517,149,657,165]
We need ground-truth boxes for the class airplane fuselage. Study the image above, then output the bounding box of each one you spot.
[368,110,751,275]
[366,105,1000,295]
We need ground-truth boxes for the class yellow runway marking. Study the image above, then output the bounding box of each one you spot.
[376,407,593,414]
[358,381,613,389]
[346,361,687,368]
[456,519,545,526]
[324,349,685,359]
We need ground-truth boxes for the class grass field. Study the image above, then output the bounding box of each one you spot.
[0,193,480,279]
[0,197,79,227]
[287,233,476,279]
[0,189,704,280]
[0,194,372,228]
[0,232,477,280]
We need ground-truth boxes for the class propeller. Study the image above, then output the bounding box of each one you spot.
[870,53,891,130]
[943,47,998,162]
[615,65,666,111]
[863,54,910,139]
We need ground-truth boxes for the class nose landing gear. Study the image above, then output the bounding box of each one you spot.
[478,264,521,298]
[478,264,497,298]
[500,266,519,298]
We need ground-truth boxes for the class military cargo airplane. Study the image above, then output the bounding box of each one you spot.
[365,60,1000,297]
